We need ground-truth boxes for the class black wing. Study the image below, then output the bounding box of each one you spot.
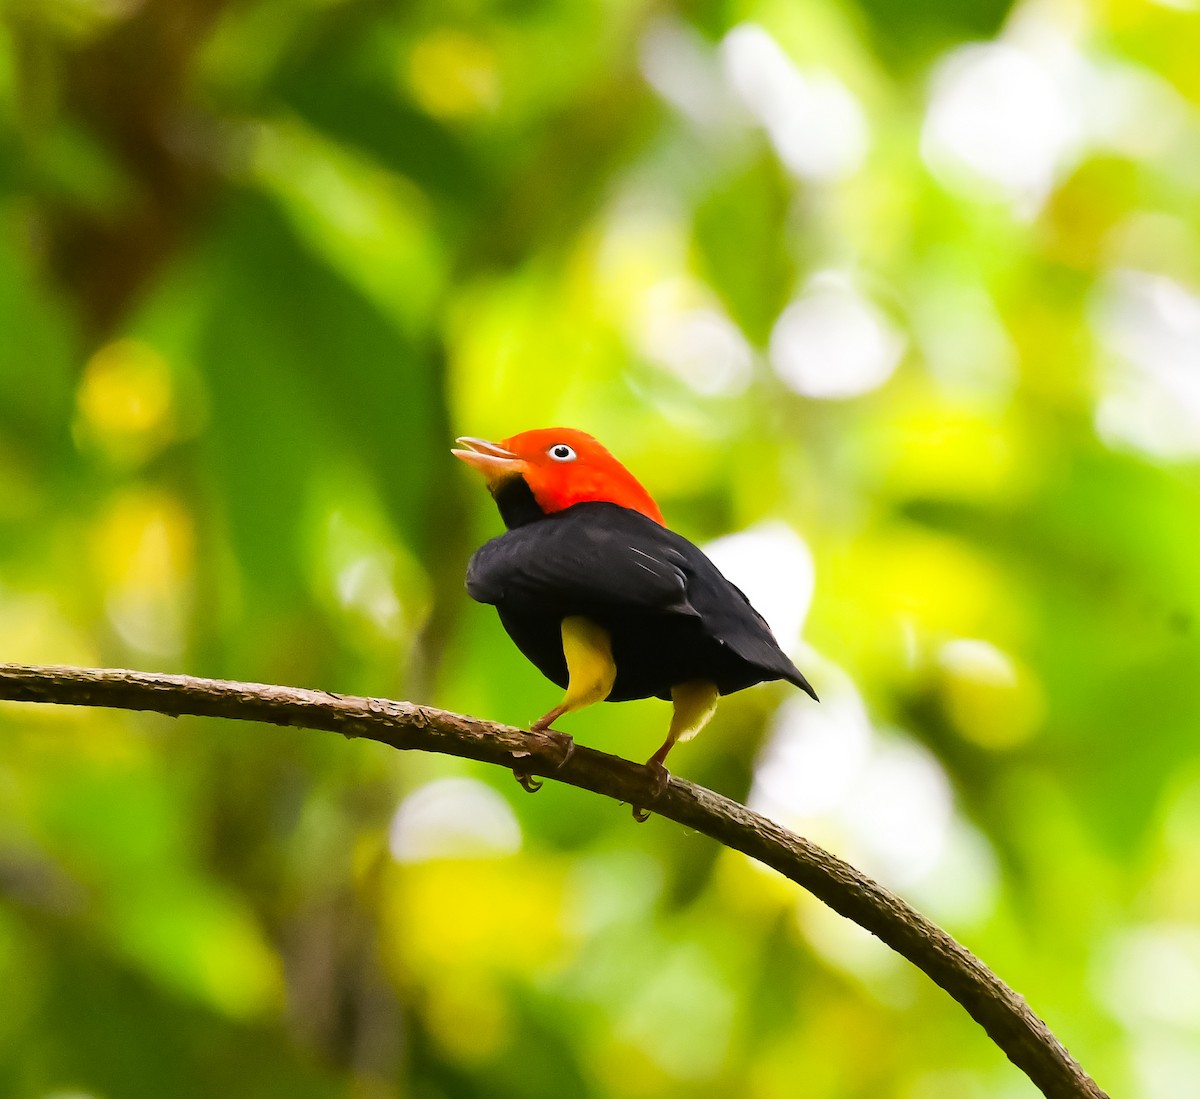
[466,504,699,618]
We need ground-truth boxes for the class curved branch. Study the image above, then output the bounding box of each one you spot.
[0,662,1106,1099]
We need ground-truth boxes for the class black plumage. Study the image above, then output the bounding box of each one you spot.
[467,498,818,704]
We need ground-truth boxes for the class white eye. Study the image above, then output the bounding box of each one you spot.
[547,443,577,462]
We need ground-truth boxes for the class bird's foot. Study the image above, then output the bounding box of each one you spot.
[542,729,575,768]
[513,769,543,793]
[512,729,575,794]
[631,760,671,823]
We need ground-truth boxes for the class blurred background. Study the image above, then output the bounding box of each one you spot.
[0,0,1198,1096]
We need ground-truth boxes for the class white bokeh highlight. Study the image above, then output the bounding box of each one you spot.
[721,23,869,183]
[1092,269,1200,459]
[750,676,998,918]
[636,280,755,397]
[920,0,1196,215]
[769,275,906,399]
[1099,924,1200,1031]
[639,18,734,131]
[389,778,522,863]
[922,41,1078,213]
[1095,923,1200,1097]
[752,691,873,820]
[1081,59,1191,162]
[939,638,1019,687]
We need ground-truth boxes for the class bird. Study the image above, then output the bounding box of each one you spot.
[453,427,817,817]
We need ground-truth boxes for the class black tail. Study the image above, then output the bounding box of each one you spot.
[786,665,819,702]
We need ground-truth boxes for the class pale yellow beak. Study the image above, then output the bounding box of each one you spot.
[451,436,526,485]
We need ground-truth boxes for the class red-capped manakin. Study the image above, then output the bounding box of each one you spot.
[453,428,817,815]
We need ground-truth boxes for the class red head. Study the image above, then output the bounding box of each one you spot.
[452,428,664,525]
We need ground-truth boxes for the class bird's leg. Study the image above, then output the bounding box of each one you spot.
[530,705,567,732]
[631,680,719,822]
[513,616,614,794]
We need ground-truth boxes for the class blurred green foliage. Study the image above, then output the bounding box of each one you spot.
[1,0,1199,1096]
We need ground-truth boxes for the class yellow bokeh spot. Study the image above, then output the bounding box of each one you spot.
[590,209,689,321]
[879,401,1029,503]
[384,857,567,975]
[861,526,1005,637]
[825,524,1029,685]
[715,848,795,917]
[379,856,570,1062]
[0,590,99,674]
[590,1040,673,1097]
[423,974,510,1063]
[76,338,175,463]
[938,639,1045,749]
[405,30,500,119]
[94,489,193,594]
[92,489,193,654]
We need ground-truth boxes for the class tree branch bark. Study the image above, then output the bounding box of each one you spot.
[0,661,1107,1099]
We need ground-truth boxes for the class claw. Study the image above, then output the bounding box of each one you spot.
[630,760,671,822]
[513,769,543,793]
[512,730,575,794]
[545,730,575,768]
